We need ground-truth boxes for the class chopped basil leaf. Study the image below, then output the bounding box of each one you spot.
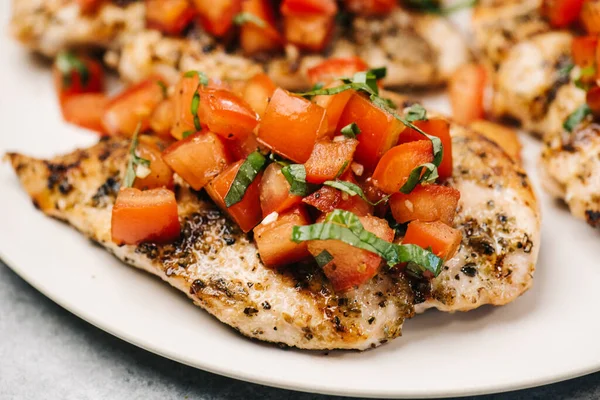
[405,103,428,123]
[268,153,290,167]
[312,83,324,91]
[558,63,574,79]
[399,163,438,194]
[281,164,317,196]
[404,0,477,15]
[369,67,387,80]
[563,104,592,132]
[157,80,168,99]
[55,51,90,89]
[574,66,596,91]
[298,68,384,97]
[183,71,208,132]
[340,122,361,138]
[291,210,444,276]
[123,123,151,188]
[314,250,334,268]
[182,130,194,139]
[233,12,267,28]
[183,70,209,86]
[323,180,391,206]
[334,161,350,179]
[224,151,267,207]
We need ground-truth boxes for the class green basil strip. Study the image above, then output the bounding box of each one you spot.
[281,164,317,196]
[340,122,361,138]
[314,250,334,268]
[55,51,90,89]
[157,80,168,99]
[191,92,201,131]
[123,123,150,188]
[298,67,385,97]
[323,180,391,206]
[224,151,267,207]
[182,130,194,139]
[405,0,477,15]
[291,210,443,276]
[183,70,209,86]
[405,103,428,123]
[233,12,267,28]
[564,104,592,132]
[398,163,439,194]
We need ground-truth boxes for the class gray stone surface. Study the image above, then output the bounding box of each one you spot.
[0,260,598,400]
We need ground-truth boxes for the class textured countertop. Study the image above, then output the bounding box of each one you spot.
[1,261,598,400]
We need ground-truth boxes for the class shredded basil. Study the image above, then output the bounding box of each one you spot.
[404,0,477,15]
[224,151,267,207]
[298,68,382,97]
[323,180,391,206]
[182,130,194,139]
[314,250,334,268]
[55,51,90,89]
[157,80,168,99]
[291,210,444,276]
[334,161,350,179]
[399,163,439,194]
[563,104,592,132]
[281,164,317,196]
[405,103,428,123]
[340,122,361,138]
[574,66,596,91]
[123,123,151,188]
[233,12,267,28]
[183,71,209,132]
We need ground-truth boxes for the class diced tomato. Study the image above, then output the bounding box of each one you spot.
[282,13,335,52]
[399,118,453,180]
[242,73,277,117]
[402,220,462,260]
[240,0,282,55]
[61,93,109,134]
[571,36,598,68]
[307,214,393,292]
[542,0,584,28]
[587,86,600,116]
[198,88,259,141]
[149,99,175,138]
[133,136,174,190]
[172,73,200,139]
[76,0,104,13]
[336,93,405,171]
[303,174,372,216]
[307,58,369,86]
[102,76,166,136]
[259,163,303,218]
[53,54,104,103]
[254,206,311,268]
[449,63,487,126]
[581,1,600,33]
[304,138,358,184]
[205,160,263,232]
[314,85,355,133]
[162,131,231,190]
[228,133,265,160]
[111,187,180,245]
[343,0,396,15]
[280,0,337,15]
[257,88,329,163]
[192,0,241,36]
[389,185,460,225]
[372,141,434,194]
[146,0,196,35]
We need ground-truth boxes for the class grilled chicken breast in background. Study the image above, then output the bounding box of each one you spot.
[6,119,540,349]
[9,0,469,89]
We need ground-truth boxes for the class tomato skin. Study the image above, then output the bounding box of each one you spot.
[53,55,104,103]
[302,174,372,216]
[280,0,337,15]
[146,0,196,35]
[343,0,397,15]
[227,133,266,160]
[240,0,283,55]
[399,118,453,180]
[282,13,335,52]
[61,93,109,134]
[257,88,329,163]
[402,220,462,260]
[304,138,358,184]
[242,73,277,117]
[171,73,200,140]
[314,86,355,134]
[307,214,393,292]
[389,185,460,225]
[198,88,259,141]
[259,163,303,218]
[571,36,598,68]
[542,0,585,28]
[162,131,231,190]
[587,86,600,116]
[307,58,369,86]
[111,187,180,245]
[254,206,312,268]
[102,76,166,136]
[133,137,174,191]
[449,63,487,126]
[336,93,405,171]
[581,1,600,33]
[372,141,434,194]
[192,0,241,36]
[206,160,263,232]
[149,99,175,138]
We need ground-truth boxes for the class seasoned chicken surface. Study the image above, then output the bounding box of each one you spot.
[541,123,600,228]
[6,121,540,346]
[10,1,469,88]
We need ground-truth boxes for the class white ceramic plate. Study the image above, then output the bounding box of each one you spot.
[2,4,600,399]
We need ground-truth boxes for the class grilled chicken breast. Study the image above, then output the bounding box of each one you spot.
[6,121,540,349]
[10,1,469,89]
